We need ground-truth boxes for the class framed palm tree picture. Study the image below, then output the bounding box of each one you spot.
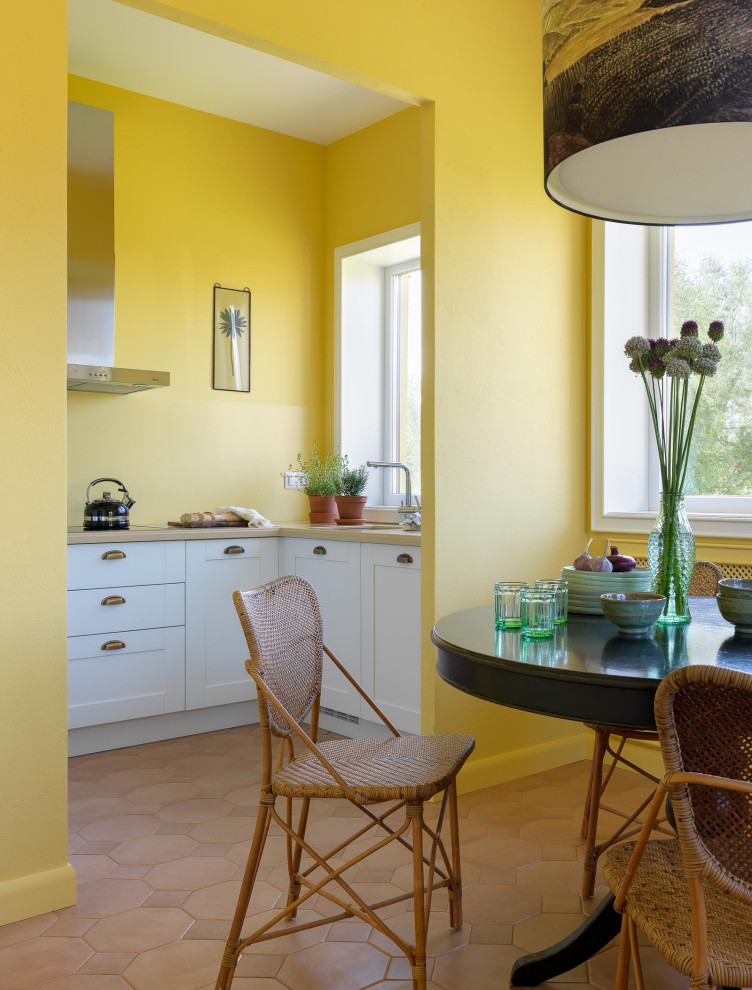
[213,284,251,392]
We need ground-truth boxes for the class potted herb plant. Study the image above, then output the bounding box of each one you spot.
[295,446,342,525]
[335,460,370,526]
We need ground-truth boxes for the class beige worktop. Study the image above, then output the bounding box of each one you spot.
[67,521,421,547]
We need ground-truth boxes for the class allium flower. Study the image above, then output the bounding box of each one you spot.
[675,336,702,360]
[702,342,722,362]
[680,320,699,337]
[624,336,651,358]
[647,355,666,379]
[693,357,717,377]
[628,356,643,374]
[708,320,725,341]
[653,338,672,356]
[665,357,691,378]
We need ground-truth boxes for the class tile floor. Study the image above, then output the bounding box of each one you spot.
[0,725,701,989]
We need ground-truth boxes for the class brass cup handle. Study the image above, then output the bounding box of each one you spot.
[397,553,414,564]
[101,550,126,560]
[101,595,126,606]
[313,546,327,555]
[101,640,126,651]
[224,546,245,555]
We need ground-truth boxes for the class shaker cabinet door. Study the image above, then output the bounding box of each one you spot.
[185,538,279,709]
[279,538,361,719]
[360,544,421,734]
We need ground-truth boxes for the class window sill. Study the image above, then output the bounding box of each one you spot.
[593,510,752,540]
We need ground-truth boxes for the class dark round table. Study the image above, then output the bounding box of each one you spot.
[431,597,750,988]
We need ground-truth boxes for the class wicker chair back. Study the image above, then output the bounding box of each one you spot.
[656,665,752,901]
[233,575,323,738]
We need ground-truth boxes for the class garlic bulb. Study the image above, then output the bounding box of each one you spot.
[590,538,614,573]
[573,538,593,571]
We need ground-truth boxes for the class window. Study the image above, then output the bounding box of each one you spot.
[335,224,421,508]
[385,262,421,504]
[593,220,752,537]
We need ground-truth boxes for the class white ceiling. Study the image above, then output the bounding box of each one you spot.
[68,0,412,146]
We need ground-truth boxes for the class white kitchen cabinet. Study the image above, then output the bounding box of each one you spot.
[68,627,185,728]
[360,544,421,734]
[67,540,186,729]
[185,537,279,709]
[279,537,362,719]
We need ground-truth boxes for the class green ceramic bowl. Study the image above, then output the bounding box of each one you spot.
[600,592,666,637]
[718,579,752,600]
[716,594,752,635]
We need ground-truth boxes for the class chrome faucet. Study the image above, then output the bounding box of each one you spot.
[366,461,421,530]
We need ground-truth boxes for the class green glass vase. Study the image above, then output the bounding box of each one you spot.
[647,492,695,625]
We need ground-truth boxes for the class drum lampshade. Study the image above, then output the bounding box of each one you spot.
[543,1,752,225]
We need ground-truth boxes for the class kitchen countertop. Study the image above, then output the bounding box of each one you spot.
[67,521,421,547]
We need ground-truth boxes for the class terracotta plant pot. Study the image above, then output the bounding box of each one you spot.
[334,495,367,525]
[307,495,338,525]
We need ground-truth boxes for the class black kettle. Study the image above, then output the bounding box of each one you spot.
[84,478,135,530]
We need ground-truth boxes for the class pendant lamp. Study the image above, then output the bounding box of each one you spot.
[543,0,752,225]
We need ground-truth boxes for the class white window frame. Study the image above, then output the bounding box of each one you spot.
[334,223,421,509]
[592,220,752,538]
[383,259,421,506]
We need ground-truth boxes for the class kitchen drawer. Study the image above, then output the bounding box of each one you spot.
[202,538,273,562]
[280,537,355,565]
[372,544,421,569]
[67,583,185,636]
[67,541,185,590]
[68,626,185,728]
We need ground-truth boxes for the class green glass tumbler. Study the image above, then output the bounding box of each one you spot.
[520,588,556,640]
[535,579,568,625]
[494,582,529,629]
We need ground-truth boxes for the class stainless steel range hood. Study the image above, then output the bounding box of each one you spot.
[67,101,169,394]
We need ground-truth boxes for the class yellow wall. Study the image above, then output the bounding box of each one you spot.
[135,0,590,782]
[0,0,76,924]
[2,1,590,923]
[67,76,327,526]
[323,106,421,440]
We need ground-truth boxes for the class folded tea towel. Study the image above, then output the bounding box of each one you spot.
[215,506,275,528]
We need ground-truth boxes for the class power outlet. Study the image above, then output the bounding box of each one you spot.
[284,471,306,490]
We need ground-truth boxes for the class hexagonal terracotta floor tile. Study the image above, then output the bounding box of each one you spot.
[189,816,255,844]
[111,834,197,865]
[278,940,388,990]
[516,859,585,895]
[182,879,280,919]
[156,799,232,823]
[71,854,116,883]
[80,815,163,843]
[461,882,541,926]
[461,836,542,870]
[100,769,172,789]
[36,977,130,989]
[588,943,688,990]
[85,907,193,952]
[123,938,220,990]
[0,937,93,988]
[61,878,152,917]
[0,913,56,947]
[238,909,330,955]
[432,942,524,990]
[468,801,545,827]
[126,782,200,805]
[144,855,235,890]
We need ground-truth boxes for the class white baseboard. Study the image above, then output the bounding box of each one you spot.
[68,701,259,756]
[0,863,77,927]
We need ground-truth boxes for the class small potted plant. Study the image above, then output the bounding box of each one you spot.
[295,445,342,525]
[335,460,370,526]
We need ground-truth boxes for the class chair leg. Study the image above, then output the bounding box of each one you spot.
[447,779,463,929]
[409,802,427,990]
[215,801,272,990]
[582,727,608,898]
[287,796,310,920]
[615,912,631,990]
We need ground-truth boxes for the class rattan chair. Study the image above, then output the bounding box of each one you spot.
[215,575,474,990]
[580,560,723,897]
[602,665,752,990]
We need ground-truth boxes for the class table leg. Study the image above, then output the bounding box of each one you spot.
[510,892,621,987]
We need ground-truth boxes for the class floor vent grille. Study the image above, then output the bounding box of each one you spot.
[320,706,360,725]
